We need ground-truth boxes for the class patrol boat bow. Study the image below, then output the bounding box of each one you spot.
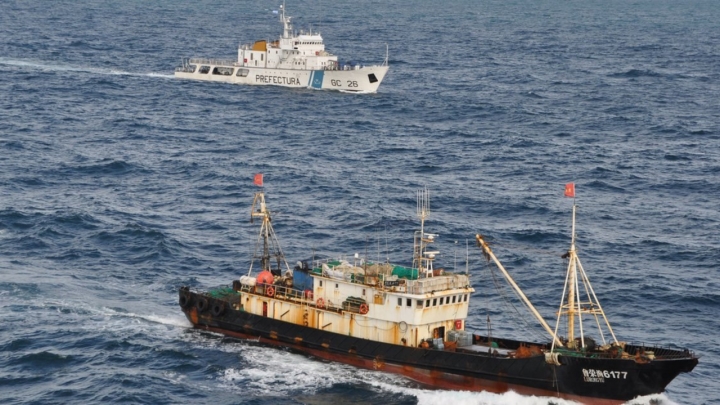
[174,4,389,93]
[178,189,697,404]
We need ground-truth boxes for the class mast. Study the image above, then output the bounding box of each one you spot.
[567,205,577,346]
[476,235,564,347]
[249,191,291,276]
[280,2,292,39]
[413,188,438,277]
[551,202,619,352]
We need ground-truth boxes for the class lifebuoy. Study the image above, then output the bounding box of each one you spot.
[266,286,275,297]
[196,297,208,312]
[316,298,325,309]
[359,303,369,315]
[212,303,225,316]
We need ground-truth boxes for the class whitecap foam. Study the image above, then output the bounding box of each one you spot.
[622,394,677,405]
[0,58,174,80]
[32,298,192,336]
[362,373,582,405]
[109,310,193,328]
[216,345,356,395]
[206,338,680,405]
[162,370,188,386]
[145,72,175,79]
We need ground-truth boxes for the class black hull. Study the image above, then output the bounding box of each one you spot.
[179,289,697,404]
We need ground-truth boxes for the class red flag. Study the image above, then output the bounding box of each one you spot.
[253,173,263,187]
[564,182,575,198]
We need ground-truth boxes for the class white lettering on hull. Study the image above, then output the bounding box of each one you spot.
[255,75,300,86]
[581,368,628,383]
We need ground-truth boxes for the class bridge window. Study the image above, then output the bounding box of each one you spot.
[452,296,457,303]
[397,298,402,306]
[212,67,234,76]
[417,300,424,308]
[433,298,437,306]
[426,299,430,307]
[464,294,468,302]
[198,66,210,74]
[406,299,411,307]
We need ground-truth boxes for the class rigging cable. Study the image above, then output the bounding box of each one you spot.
[481,256,548,343]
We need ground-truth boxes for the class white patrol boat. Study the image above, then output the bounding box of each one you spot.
[174,4,389,93]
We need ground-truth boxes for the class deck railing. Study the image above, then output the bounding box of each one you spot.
[188,58,237,66]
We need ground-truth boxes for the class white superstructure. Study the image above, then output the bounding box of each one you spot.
[227,189,474,348]
[175,4,389,93]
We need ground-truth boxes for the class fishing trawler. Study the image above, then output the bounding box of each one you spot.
[174,4,389,93]
[178,186,697,404]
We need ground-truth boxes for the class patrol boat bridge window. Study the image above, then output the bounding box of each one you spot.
[175,64,197,73]
[212,67,234,76]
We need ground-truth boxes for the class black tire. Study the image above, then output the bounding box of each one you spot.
[196,297,208,312]
[211,303,225,317]
[179,293,192,308]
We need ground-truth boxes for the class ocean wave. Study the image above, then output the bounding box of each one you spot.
[1,1,717,404]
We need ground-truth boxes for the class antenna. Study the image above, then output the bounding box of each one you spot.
[385,225,389,263]
[466,239,470,276]
[377,230,380,264]
[454,240,458,272]
[414,187,438,277]
[417,187,429,225]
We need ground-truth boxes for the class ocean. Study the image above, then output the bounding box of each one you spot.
[0,0,718,404]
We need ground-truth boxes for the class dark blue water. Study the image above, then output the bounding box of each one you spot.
[1,0,718,404]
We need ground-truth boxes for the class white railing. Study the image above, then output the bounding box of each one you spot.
[188,58,236,66]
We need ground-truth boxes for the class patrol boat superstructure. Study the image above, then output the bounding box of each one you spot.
[174,4,389,93]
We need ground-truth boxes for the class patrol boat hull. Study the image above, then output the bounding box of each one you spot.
[175,62,389,93]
